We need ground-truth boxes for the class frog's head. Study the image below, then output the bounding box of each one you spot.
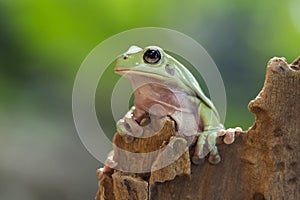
[114,45,220,118]
[114,45,188,84]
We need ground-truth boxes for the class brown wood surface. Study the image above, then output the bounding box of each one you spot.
[96,57,300,200]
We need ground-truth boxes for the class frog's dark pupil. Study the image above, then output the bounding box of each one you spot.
[143,49,161,64]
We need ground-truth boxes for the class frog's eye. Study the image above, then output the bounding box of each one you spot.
[143,49,161,64]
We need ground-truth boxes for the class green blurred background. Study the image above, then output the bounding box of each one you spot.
[0,0,299,199]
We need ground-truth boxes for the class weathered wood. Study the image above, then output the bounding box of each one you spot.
[112,118,177,174]
[112,172,148,200]
[96,169,115,200]
[96,56,300,200]
[149,137,191,184]
[243,57,300,199]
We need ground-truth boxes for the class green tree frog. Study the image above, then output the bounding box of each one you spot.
[114,45,241,165]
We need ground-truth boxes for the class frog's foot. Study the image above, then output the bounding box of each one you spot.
[218,127,242,144]
[116,118,143,143]
[192,127,242,165]
[192,131,220,165]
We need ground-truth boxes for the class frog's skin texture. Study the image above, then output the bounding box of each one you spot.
[114,45,240,165]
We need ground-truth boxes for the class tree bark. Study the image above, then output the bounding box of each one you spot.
[96,57,300,200]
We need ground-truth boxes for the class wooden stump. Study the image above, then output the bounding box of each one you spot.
[96,56,300,200]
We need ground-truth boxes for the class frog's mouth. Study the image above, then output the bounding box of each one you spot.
[115,69,169,78]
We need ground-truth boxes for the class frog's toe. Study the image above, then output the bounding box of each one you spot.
[208,153,221,164]
[117,119,128,134]
[191,155,205,165]
[224,134,235,144]
[223,128,238,144]
[116,119,136,136]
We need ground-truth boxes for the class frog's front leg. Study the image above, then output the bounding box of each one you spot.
[116,106,144,143]
[192,103,243,165]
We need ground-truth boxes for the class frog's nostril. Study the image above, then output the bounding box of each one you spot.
[123,54,128,60]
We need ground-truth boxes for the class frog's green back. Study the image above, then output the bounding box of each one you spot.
[167,54,220,121]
